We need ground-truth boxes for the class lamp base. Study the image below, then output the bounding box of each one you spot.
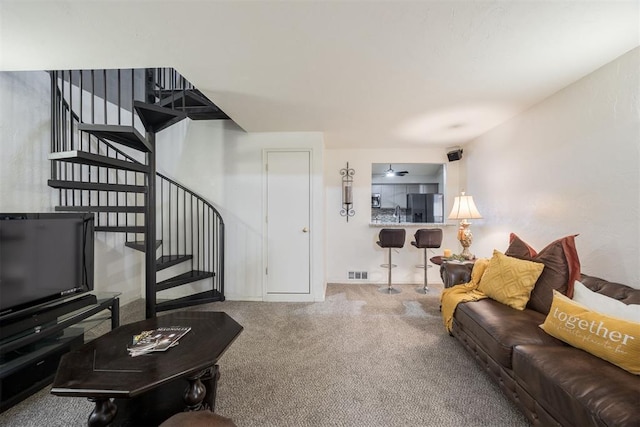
[457,220,475,260]
[459,247,474,260]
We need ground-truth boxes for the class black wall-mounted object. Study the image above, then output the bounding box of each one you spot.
[447,149,463,162]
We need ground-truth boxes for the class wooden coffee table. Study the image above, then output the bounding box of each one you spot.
[51,311,243,427]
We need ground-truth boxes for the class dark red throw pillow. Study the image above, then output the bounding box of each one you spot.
[504,233,538,258]
[505,233,581,314]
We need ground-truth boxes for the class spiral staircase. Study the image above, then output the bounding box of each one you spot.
[48,68,227,318]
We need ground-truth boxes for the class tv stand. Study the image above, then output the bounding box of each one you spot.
[0,294,99,341]
[0,293,119,412]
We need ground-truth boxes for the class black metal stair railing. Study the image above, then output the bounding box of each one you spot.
[154,173,225,310]
[50,69,147,233]
[49,68,225,316]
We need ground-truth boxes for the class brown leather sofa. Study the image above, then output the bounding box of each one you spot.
[441,264,640,427]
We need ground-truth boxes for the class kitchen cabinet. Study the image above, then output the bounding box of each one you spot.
[394,186,407,208]
[406,184,420,195]
[380,185,395,208]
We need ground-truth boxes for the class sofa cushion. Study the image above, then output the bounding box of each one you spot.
[505,233,581,314]
[573,280,640,322]
[477,250,544,310]
[541,291,640,374]
[513,345,640,427]
[581,273,640,305]
[454,298,563,368]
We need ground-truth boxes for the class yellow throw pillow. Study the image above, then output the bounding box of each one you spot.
[478,250,544,310]
[541,291,640,375]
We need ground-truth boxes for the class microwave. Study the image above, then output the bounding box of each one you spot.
[371,193,381,208]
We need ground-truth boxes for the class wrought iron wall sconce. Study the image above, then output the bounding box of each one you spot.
[340,162,355,222]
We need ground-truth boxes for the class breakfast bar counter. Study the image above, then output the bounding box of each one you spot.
[368,222,454,227]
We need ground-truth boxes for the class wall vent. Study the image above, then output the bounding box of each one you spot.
[348,271,368,280]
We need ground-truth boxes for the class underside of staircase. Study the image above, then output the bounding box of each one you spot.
[48,68,227,318]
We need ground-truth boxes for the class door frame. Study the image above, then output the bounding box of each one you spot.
[262,148,314,301]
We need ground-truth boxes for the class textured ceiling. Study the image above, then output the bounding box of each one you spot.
[1,1,638,148]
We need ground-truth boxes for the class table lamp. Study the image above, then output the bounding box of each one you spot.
[448,192,482,260]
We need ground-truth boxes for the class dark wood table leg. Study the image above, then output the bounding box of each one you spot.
[183,369,208,411]
[87,398,117,427]
[202,364,220,412]
[183,365,220,412]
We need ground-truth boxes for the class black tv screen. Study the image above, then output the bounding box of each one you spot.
[0,213,94,316]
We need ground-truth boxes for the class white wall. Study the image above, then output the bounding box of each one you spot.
[324,148,464,285]
[464,47,639,288]
[156,120,326,301]
[1,72,52,210]
[0,71,144,305]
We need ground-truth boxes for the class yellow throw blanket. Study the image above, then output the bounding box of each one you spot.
[440,258,490,333]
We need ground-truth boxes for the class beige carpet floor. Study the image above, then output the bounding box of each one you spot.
[0,283,530,426]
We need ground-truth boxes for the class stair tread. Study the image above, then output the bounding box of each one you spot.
[187,110,230,120]
[95,225,146,233]
[48,179,147,193]
[156,254,192,271]
[159,270,213,282]
[156,290,223,312]
[78,124,152,153]
[49,150,148,173]
[125,240,162,252]
[156,270,214,291]
[55,205,144,213]
[134,101,187,133]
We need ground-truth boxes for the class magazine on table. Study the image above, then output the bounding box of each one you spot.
[127,326,191,357]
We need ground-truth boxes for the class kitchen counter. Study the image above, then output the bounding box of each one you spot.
[369,222,454,227]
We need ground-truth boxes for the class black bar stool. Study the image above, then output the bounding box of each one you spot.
[411,228,443,294]
[376,228,406,294]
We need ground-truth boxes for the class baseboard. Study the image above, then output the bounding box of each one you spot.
[223,294,263,302]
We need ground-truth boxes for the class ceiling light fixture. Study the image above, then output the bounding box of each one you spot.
[385,164,408,177]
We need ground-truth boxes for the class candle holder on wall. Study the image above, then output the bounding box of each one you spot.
[340,162,355,222]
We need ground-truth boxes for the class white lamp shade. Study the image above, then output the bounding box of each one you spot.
[448,193,482,220]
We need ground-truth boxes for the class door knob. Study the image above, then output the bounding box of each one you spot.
[302,227,309,233]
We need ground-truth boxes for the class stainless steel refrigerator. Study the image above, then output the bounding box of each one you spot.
[406,193,444,223]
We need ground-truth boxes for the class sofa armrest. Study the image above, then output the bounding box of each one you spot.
[440,262,473,288]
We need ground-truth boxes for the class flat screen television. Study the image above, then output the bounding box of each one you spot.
[0,212,95,318]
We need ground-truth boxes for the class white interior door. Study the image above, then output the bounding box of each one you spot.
[265,150,311,295]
